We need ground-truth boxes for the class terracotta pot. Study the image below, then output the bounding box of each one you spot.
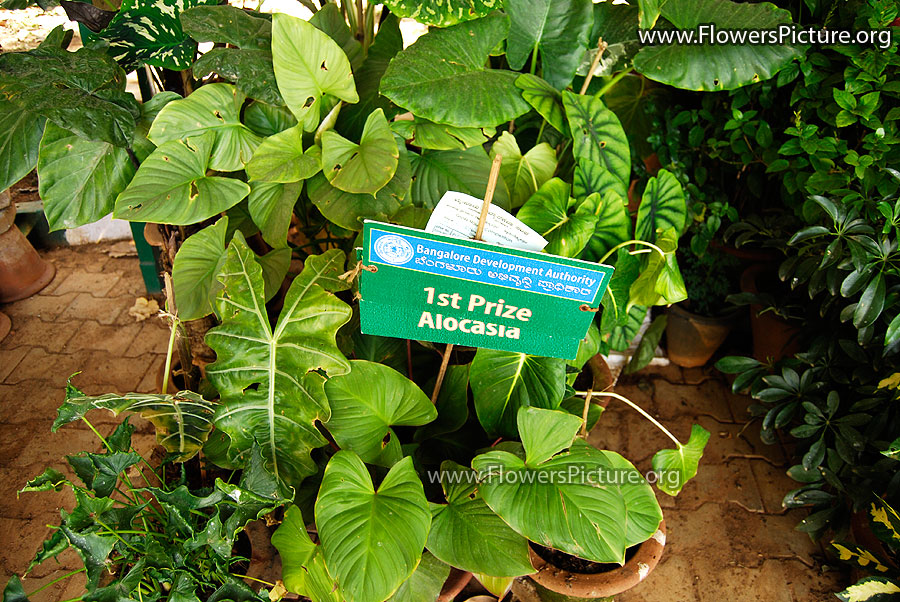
[740,265,800,362]
[0,190,55,302]
[0,311,10,342]
[526,521,666,600]
[438,568,473,602]
[665,304,737,368]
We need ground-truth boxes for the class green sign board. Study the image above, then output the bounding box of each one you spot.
[358,221,614,359]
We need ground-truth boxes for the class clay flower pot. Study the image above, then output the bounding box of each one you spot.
[740,265,800,362]
[0,311,10,341]
[0,189,55,303]
[438,568,473,601]
[665,304,737,368]
[526,521,666,600]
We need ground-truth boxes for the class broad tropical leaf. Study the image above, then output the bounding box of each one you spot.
[469,349,565,438]
[309,3,363,72]
[322,109,399,194]
[381,0,500,26]
[517,406,583,466]
[114,131,250,225]
[583,183,631,263]
[410,147,511,210]
[651,424,710,495]
[206,240,352,484]
[243,101,298,137]
[505,0,593,89]
[272,13,358,131]
[148,83,262,172]
[272,505,340,601]
[54,384,215,461]
[632,0,802,91]
[37,122,135,231]
[414,365,469,441]
[516,178,598,257]
[181,4,270,49]
[835,577,900,602]
[324,360,437,466]
[628,229,687,307]
[393,118,496,151]
[246,125,321,184]
[380,14,530,127]
[515,74,569,136]
[491,131,557,208]
[599,447,665,545]
[563,91,630,204]
[0,97,45,192]
[387,552,449,602]
[247,180,301,249]
[316,452,431,602]
[193,48,282,106]
[634,169,686,243]
[172,217,229,320]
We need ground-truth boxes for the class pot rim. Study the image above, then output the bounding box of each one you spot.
[527,520,666,598]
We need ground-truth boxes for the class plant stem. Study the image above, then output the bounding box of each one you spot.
[82,416,114,453]
[233,574,277,587]
[598,239,667,264]
[596,69,630,99]
[579,37,607,95]
[536,119,546,145]
[580,388,593,438]
[576,390,682,447]
[25,569,86,597]
[94,517,141,553]
[529,41,539,75]
[430,344,453,405]
[161,309,180,397]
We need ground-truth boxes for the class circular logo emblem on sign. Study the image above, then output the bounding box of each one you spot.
[374,234,414,265]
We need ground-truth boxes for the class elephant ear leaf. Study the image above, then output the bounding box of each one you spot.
[651,424,710,496]
[206,238,351,485]
[634,169,686,243]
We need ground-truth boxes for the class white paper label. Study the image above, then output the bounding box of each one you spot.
[425,190,548,252]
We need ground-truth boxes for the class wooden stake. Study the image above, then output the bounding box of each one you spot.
[431,155,503,404]
[580,37,608,96]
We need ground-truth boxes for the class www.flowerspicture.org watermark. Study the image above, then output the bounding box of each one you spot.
[638,24,894,50]
[426,466,685,490]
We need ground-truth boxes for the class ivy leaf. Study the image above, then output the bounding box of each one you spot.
[316,452,431,602]
[322,109,399,194]
[634,169,687,243]
[206,240,351,485]
[516,178,598,258]
[272,13,358,131]
[172,218,229,320]
[409,147,511,210]
[246,125,322,184]
[323,360,437,466]
[113,131,251,225]
[148,83,262,172]
[0,97,45,193]
[515,74,569,136]
[490,131,557,209]
[469,349,566,438]
[380,14,530,128]
[381,0,500,27]
[37,122,135,231]
[505,0,594,89]
[650,424,711,495]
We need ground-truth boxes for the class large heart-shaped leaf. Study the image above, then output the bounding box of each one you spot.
[599,449,664,545]
[307,146,411,231]
[387,552,450,602]
[427,461,535,577]
[505,0,593,89]
[651,424,710,496]
[37,122,135,231]
[114,131,250,225]
[324,360,437,465]
[632,0,801,91]
[54,384,215,462]
[563,91,630,204]
[473,407,662,563]
[316,452,431,602]
[469,349,565,438]
[181,4,270,49]
[518,406,583,466]
[309,3,363,72]
[409,147,511,210]
[490,131,557,208]
[272,13,358,131]
[0,97,45,192]
[393,118,495,151]
[172,217,229,320]
[414,365,469,442]
[246,125,322,184]
[628,229,687,307]
[0,44,137,147]
[148,83,262,172]
[381,0,500,26]
[515,74,569,136]
[516,178,598,258]
[322,109,399,194]
[206,241,352,484]
[634,169,686,243]
[193,48,282,106]
[272,505,340,601]
[247,180,301,249]
[380,14,530,128]
[582,182,631,263]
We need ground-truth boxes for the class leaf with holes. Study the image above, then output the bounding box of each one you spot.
[114,131,250,225]
[409,147,511,210]
[515,74,569,136]
[205,240,351,484]
[505,0,593,89]
[651,424,710,495]
[380,14,530,128]
[322,109,398,194]
[490,131,557,208]
[272,13,358,131]
[316,452,431,602]
[563,91,630,204]
[469,349,565,438]
[0,97,45,193]
[381,0,500,27]
[632,0,801,91]
[37,122,135,231]
[324,360,436,466]
[148,83,262,172]
[172,217,229,320]
[517,179,598,258]
[634,169,686,243]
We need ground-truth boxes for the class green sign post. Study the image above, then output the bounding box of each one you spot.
[358,221,614,359]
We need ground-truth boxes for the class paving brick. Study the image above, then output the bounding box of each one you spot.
[3,348,83,388]
[619,554,698,602]
[63,320,142,356]
[74,351,154,393]
[661,460,765,514]
[653,378,736,422]
[59,293,130,325]
[124,320,171,358]
[0,347,29,383]
[722,501,822,567]
[695,558,794,602]
[0,422,32,468]
[11,427,103,468]
[0,464,76,521]
[50,270,120,297]
[748,457,799,515]
[0,379,65,425]
[660,503,730,559]
[1,317,82,351]
[135,354,166,393]
[37,264,75,296]
[1,292,79,323]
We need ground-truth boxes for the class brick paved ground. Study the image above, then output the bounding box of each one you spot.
[0,243,846,601]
